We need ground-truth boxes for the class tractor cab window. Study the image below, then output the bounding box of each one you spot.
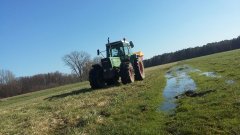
[124,45,133,55]
[111,46,124,57]
[124,46,131,55]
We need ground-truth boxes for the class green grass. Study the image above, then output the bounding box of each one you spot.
[167,49,240,134]
[1,49,240,135]
[0,82,89,110]
[0,63,175,135]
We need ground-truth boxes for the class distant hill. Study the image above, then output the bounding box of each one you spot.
[144,36,240,67]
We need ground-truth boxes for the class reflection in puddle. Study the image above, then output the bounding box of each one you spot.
[160,66,197,111]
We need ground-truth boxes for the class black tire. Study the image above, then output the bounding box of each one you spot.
[134,60,145,80]
[89,66,105,89]
[120,63,135,84]
[106,79,117,86]
[106,69,119,86]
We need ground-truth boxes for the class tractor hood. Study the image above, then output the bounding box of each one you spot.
[101,57,121,69]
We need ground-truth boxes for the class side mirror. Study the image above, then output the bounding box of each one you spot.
[97,49,100,55]
[130,41,134,48]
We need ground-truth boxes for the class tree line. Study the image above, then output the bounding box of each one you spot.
[143,36,240,67]
[1,36,239,98]
[0,51,100,99]
[0,71,80,98]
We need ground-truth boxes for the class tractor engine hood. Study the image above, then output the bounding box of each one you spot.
[101,57,121,69]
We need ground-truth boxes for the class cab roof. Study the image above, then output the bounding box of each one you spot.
[106,40,130,47]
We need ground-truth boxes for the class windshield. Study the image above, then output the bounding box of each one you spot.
[111,46,124,57]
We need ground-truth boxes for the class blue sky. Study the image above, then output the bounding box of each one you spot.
[0,0,240,77]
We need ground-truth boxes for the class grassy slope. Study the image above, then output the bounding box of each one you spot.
[1,49,240,135]
[167,49,240,134]
[0,63,176,135]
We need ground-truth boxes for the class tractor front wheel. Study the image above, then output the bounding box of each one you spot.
[89,66,105,89]
[120,63,135,84]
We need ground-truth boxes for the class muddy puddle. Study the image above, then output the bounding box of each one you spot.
[160,65,197,111]
[159,65,235,112]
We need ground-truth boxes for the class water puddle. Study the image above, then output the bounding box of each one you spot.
[160,65,197,111]
[200,72,221,78]
[159,65,235,112]
[225,80,235,85]
[200,72,235,85]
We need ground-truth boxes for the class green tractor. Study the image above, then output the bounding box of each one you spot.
[89,38,145,89]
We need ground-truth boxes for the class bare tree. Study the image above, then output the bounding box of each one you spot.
[63,51,91,81]
[0,69,15,84]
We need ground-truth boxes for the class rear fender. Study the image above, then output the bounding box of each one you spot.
[130,54,138,63]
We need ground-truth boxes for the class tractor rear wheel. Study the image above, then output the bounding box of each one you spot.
[120,63,135,84]
[89,66,105,89]
[134,60,145,80]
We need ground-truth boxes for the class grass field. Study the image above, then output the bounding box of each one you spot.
[167,49,240,134]
[0,49,240,135]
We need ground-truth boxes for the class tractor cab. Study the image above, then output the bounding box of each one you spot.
[106,40,134,58]
[97,39,135,69]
